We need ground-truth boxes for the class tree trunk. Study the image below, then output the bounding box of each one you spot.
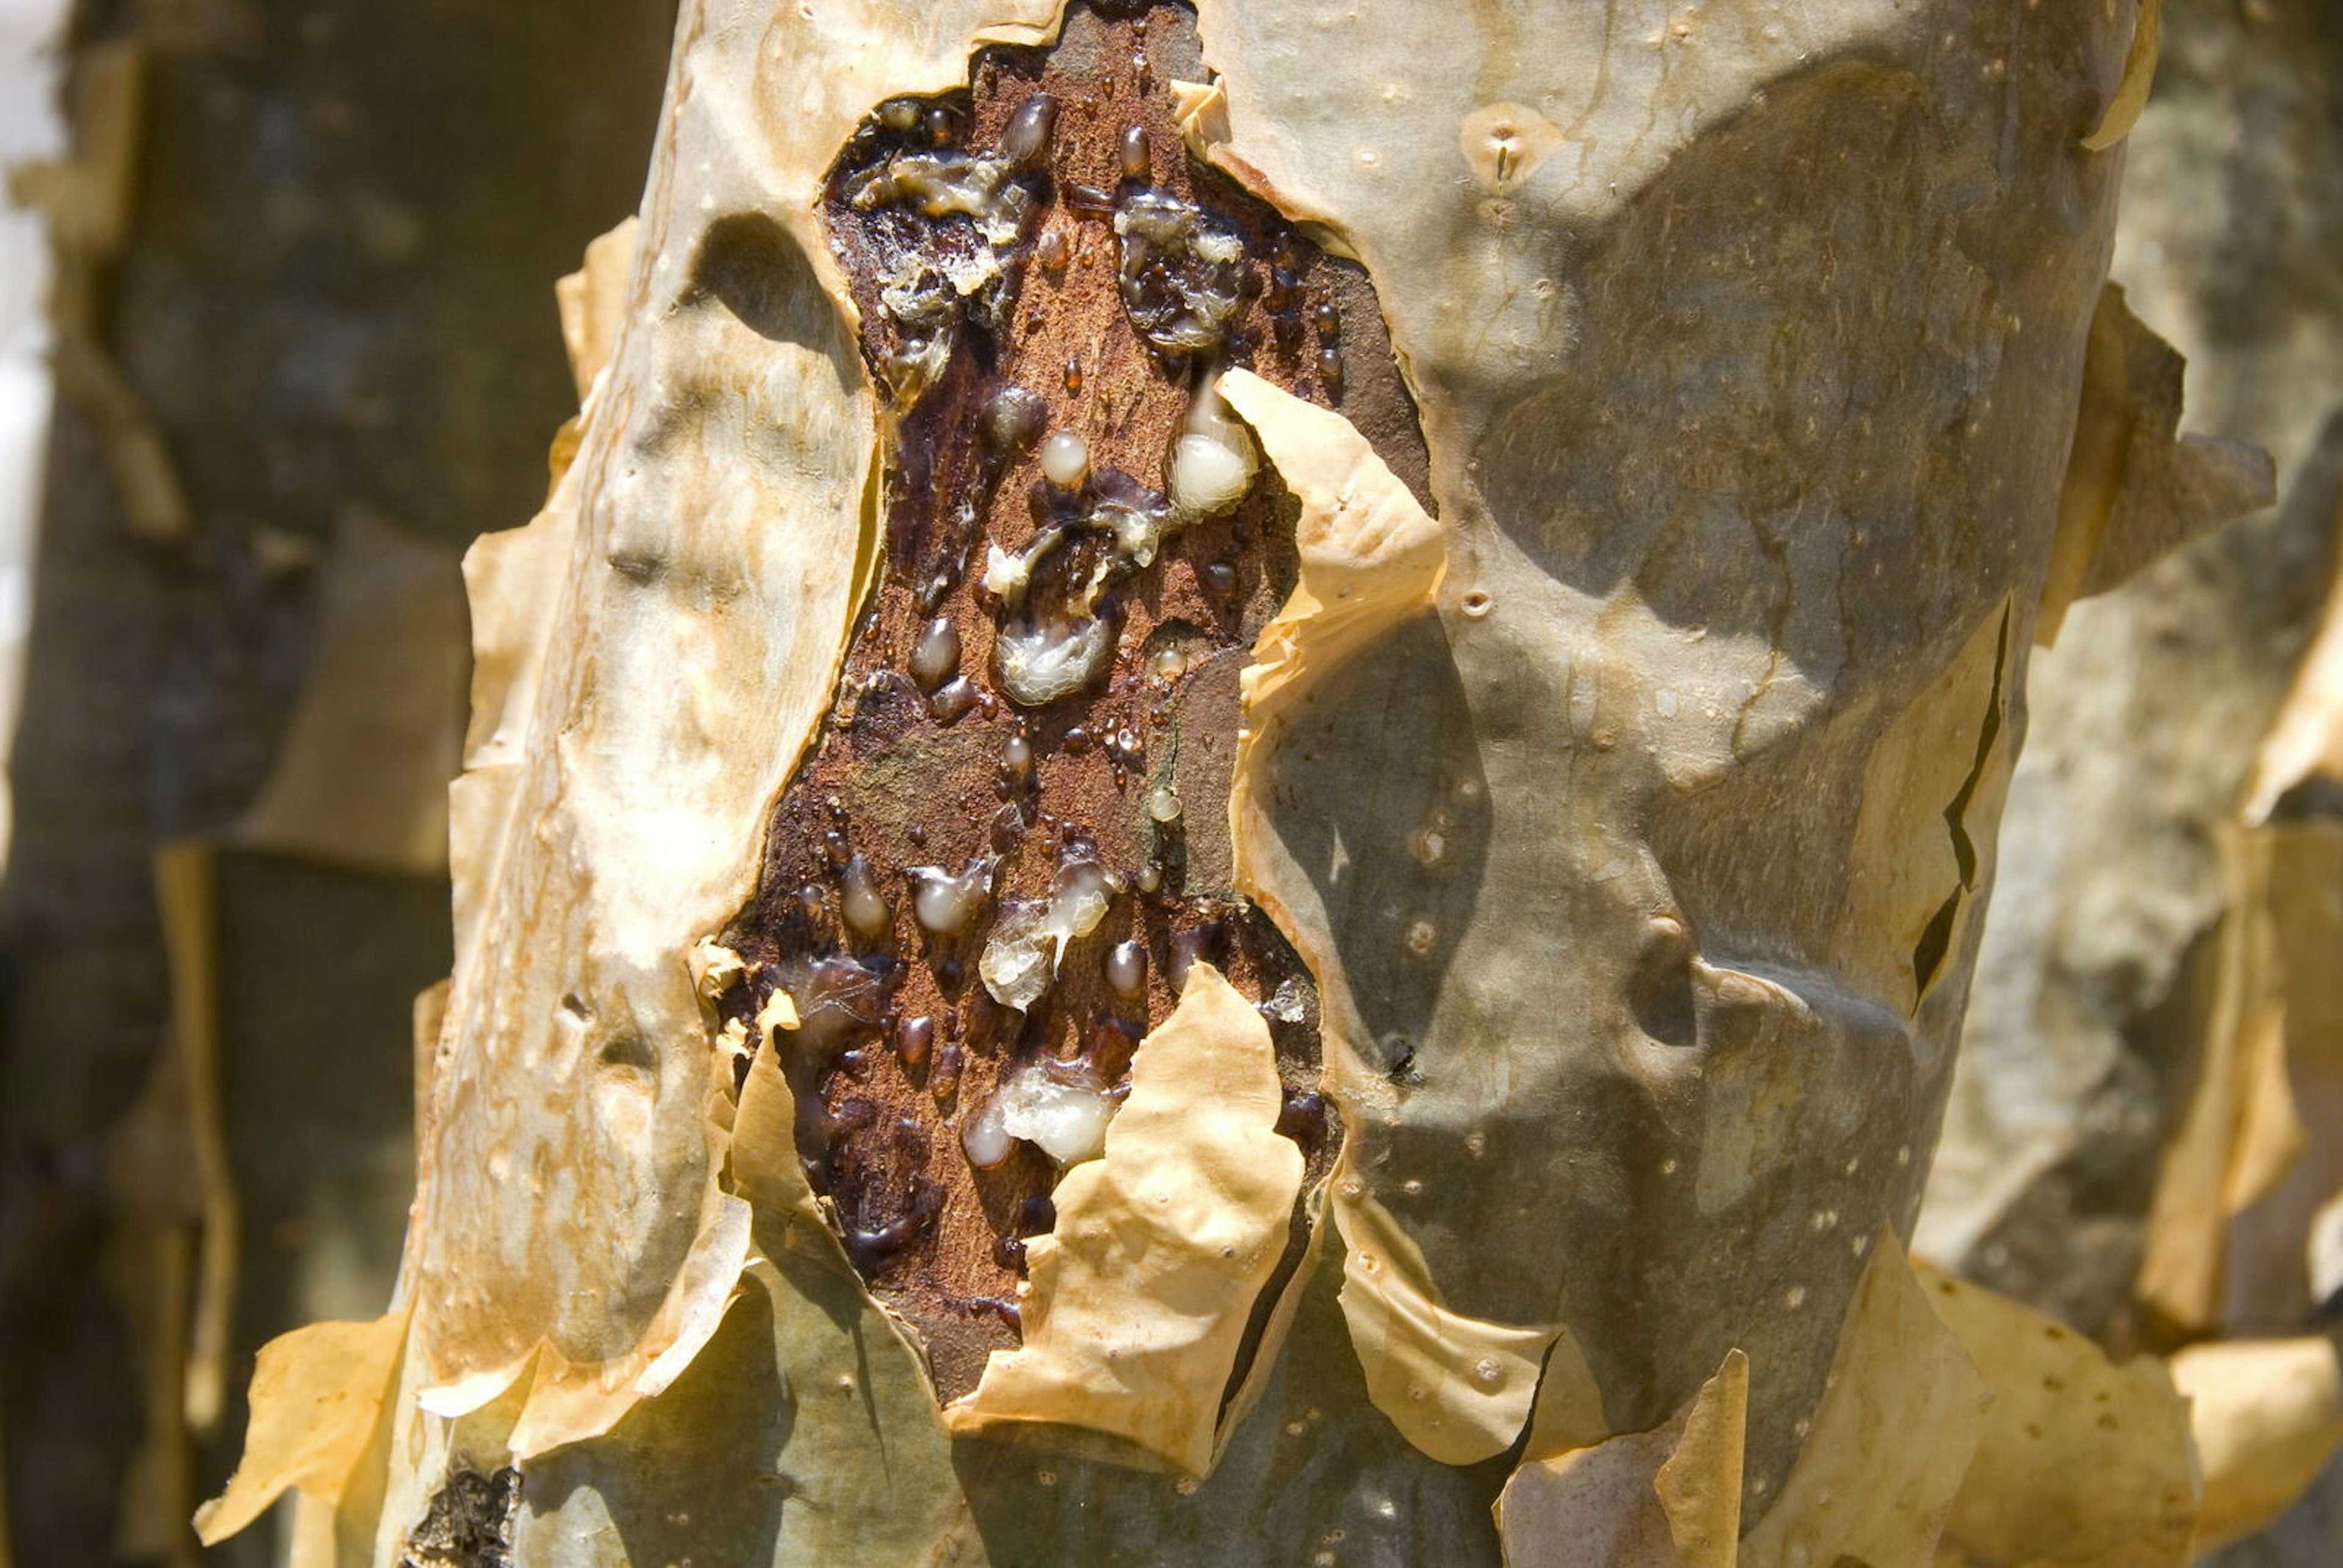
[195,2,2256,1563]
[0,4,673,1564]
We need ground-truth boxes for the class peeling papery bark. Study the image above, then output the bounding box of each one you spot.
[944,964,1303,1472]
[193,1,2266,1563]
[1194,0,2140,1516]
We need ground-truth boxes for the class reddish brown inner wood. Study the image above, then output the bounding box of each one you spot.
[718,0,1423,1400]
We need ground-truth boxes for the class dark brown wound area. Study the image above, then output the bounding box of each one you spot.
[713,0,1419,1400]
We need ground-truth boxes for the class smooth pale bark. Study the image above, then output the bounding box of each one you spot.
[195,2,2259,1564]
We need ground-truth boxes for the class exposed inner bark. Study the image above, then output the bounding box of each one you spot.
[400,1467,520,1568]
[714,0,1423,1398]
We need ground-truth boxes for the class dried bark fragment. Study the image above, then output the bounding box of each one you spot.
[1736,1233,1986,1567]
[232,512,469,876]
[553,218,639,404]
[191,1311,410,1546]
[14,40,193,544]
[2037,283,2275,647]
[1493,1350,1746,1568]
[2081,0,2162,153]
[2221,817,2343,1329]
[1926,1265,2197,1567]
[151,843,237,1444]
[1649,1354,1749,1568]
[945,963,1303,1472]
[2173,1337,2343,1553]
[1495,1422,1690,1568]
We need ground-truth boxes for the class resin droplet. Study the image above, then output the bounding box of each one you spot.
[1117,125,1151,182]
[1105,940,1147,998]
[1167,434,1253,520]
[980,858,1121,1010]
[1168,926,1217,993]
[1035,228,1069,270]
[1276,1088,1327,1143]
[995,1059,1117,1166]
[961,1096,1015,1169]
[1002,733,1034,775]
[999,92,1059,170]
[932,1042,965,1099]
[980,385,1046,463]
[1086,472,1175,570]
[1114,189,1248,359]
[909,858,995,936]
[896,1014,935,1068]
[1146,785,1182,823]
[929,676,980,724]
[983,539,1039,603]
[980,903,1053,1011]
[776,955,888,1056]
[996,616,1114,708]
[909,615,961,691]
[1167,383,1258,520]
[1194,381,1249,446]
[1147,641,1190,681]
[1040,430,1090,489]
[840,853,890,938]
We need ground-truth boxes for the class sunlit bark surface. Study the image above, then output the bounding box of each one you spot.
[175,2,2319,1564]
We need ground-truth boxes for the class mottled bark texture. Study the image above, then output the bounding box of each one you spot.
[195,1,2255,1564]
[0,4,673,1565]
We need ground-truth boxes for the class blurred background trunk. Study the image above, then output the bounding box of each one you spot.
[0,4,672,1562]
[1917,0,2343,1557]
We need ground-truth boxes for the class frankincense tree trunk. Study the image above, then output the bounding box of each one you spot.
[199,2,2262,1563]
